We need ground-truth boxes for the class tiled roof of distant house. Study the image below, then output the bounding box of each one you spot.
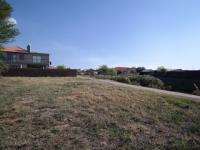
[2,46,27,53]
[113,67,129,73]
[2,46,41,54]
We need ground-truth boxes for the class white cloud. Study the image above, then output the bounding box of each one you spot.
[7,17,17,25]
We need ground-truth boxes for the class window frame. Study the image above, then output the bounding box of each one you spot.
[12,54,17,63]
[19,54,24,60]
[33,55,42,63]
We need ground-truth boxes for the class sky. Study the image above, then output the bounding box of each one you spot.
[6,0,200,69]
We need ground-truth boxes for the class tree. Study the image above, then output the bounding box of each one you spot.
[98,65,117,76]
[136,67,146,74]
[98,65,109,75]
[57,65,66,69]
[0,0,19,46]
[157,66,167,73]
[128,67,137,75]
[0,0,19,74]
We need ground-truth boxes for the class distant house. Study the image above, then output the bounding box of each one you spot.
[141,69,155,75]
[85,69,98,76]
[0,45,49,68]
[113,67,129,74]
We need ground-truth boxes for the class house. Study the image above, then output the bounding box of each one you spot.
[84,69,98,76]
[141,69,155,75]
[0,44,49,68]
[113,67,129,74]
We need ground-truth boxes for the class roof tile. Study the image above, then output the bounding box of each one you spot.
[2,46,27,53]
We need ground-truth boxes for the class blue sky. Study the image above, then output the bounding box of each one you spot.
[6,0,200,69]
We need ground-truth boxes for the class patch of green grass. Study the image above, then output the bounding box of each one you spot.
[169,109,185,124]
[165,96,195,109]
[54,143,65,150]
[63,82,84,88]
[167,139,200,150]
[108,122,132,141]
[53,111,65,122]
[51,128,60,134]
[185,122,200,134]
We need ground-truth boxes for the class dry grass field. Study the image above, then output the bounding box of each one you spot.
[0,77,200,149]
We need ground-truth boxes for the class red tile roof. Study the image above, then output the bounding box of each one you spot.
[2,46,27,53]
[1,46,41,54]
[113,67,129,72]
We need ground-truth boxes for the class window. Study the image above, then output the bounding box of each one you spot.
[33,56,41,63]
[19,54,24,60]
[12,55,17,63]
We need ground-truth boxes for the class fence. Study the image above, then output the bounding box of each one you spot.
[2,68,77,77]
[141,70,200,93]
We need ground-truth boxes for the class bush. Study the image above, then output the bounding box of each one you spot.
[129,75,164,89]
[111,76,131,84]
[129,75,140,85]
[98,65,117,76]
[95,74,165,89]
[0,60,7,76]
[136,67,146,74]
[157,66,168,72]
[57,65,66,70]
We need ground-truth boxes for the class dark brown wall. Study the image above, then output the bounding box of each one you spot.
[2,68,77,77]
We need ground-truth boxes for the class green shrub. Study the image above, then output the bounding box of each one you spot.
[98,65,117,76]
[0,60,7,76]
[111,76,130,84]
[129,75,164,89]
[136,67,146,74]
[57,65,66,69]
[129,76,140,85]
[95,74,165,89]
[157,66,168,72]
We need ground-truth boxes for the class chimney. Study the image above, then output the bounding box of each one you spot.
[27,44,31,53]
